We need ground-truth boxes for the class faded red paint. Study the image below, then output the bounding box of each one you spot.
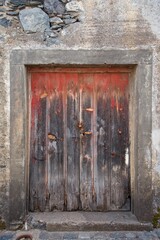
[31,71,128,109]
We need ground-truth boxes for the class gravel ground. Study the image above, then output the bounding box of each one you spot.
[0,229,160,240]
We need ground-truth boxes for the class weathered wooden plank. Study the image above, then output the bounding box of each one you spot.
[120,96,130,210]
[29,97,39,211]
[47,73,65,211]
[66,73,80,210]
[95,74,111,211]
[110,73,130,210]
[29,75,47,211]
[37,97,47,211]
[79,74,94,211]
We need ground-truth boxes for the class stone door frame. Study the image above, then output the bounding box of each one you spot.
[9,49,153,227]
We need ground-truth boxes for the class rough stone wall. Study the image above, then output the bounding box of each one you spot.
[0,0,160,225]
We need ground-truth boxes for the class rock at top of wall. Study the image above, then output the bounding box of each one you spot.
[44,0,65,14]
[0,0,4,5]
[19,7,50,33]
[65,0,84,12]
[0,17,11,27]
[9,0,27,4]
[0,0,84,39]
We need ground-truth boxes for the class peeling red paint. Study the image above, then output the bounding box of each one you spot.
[31,71,128,110]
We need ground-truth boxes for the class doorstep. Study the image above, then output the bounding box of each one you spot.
[27,212,153,232]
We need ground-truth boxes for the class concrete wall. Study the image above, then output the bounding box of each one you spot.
[0,0,160,226]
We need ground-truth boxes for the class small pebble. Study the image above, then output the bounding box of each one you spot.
[6,11,19,16]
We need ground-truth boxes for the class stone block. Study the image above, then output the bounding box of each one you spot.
[49,16,63,24]
[44,0,65,14]
[65,1,84,12]
[0,17,11,27]
[19,7,50,33]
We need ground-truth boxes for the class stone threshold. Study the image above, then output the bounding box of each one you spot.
[27,211,153,232]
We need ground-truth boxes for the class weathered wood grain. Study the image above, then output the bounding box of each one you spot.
[47,73,64,211]
[96,74,111,211]
[110,73,130,210]
[29,88,47,211]
[29,69,130,212]
[79,74,94,211]
[66,73,80,210]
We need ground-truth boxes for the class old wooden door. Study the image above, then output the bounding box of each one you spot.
[29,67,130,212]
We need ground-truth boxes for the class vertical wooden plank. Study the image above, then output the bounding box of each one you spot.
[110,73,130,210]
[29,96,38,211]
[37,97,47,211]
[29,74,47,211]
[121,95,130,209]
[95,73,111,211]
[66,73,80,210]
[79,74,94,211]
[47,73,65,211]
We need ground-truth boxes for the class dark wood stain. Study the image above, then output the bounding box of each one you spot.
[66,73,80,210]
[79,74,94,211]
[110,74,130,210]
[29,68,130,212]
[29,95,47,211]
[96,74,111,211]
[48,79,64,211]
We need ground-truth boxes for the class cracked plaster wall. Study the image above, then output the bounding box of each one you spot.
[0,0,160,225]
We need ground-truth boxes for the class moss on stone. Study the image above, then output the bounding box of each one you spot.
[0,217,6,230]
[152,207,160,228]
